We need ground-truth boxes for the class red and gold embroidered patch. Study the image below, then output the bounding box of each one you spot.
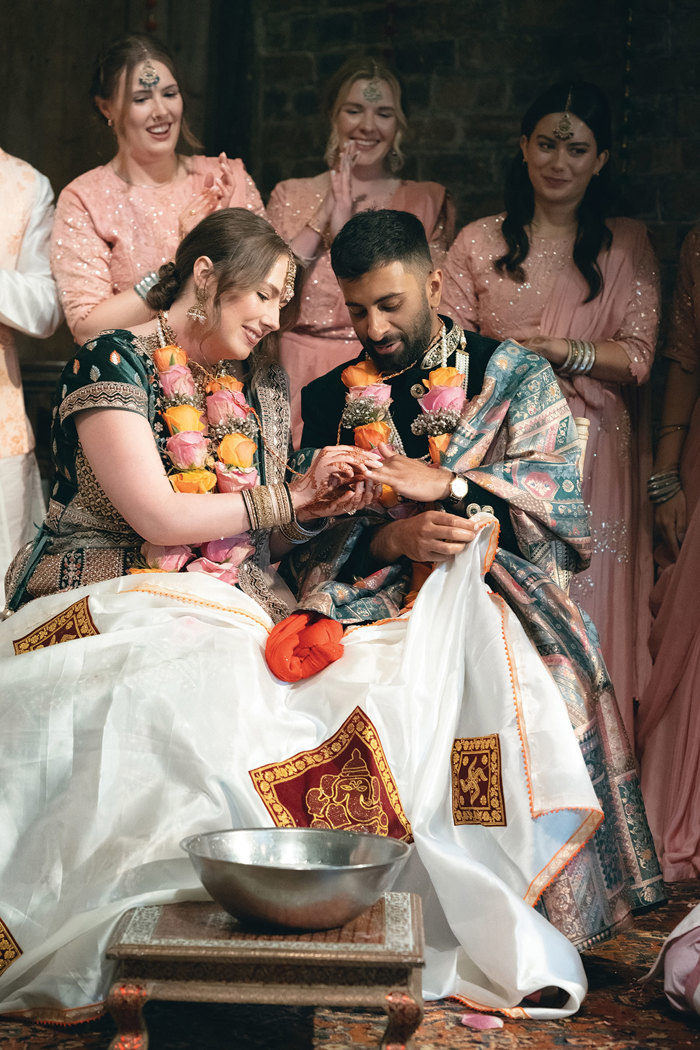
[13,596,99,655]
[250,706,412,841]
[451,734,506,827]
[0,916,22,977]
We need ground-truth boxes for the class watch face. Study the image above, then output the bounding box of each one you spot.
[450,474,468,500]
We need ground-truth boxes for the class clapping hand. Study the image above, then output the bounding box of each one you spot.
[178,153,234,239]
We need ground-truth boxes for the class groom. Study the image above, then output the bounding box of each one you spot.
[300,208,550,576]
[286,209,662,953]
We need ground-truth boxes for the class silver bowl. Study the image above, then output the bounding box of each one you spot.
[181,827,412,931]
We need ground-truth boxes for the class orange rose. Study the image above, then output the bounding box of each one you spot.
[423,367,465,389]
[162,404,205,435]
[378,484,400,508]
[354,421,392,450]
[341,360,383,388]
[428,433,451,465]
[170,469,217,493]
[206,375,244,394]
[153,345,188,370]
[217,432,257,468]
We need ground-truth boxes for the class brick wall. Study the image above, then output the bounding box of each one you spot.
[247,0,697,310]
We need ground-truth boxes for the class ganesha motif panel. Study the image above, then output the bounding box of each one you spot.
[249,706,412,842]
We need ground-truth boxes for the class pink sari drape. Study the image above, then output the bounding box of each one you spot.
[539,219,656,738]
[636,225,700,880]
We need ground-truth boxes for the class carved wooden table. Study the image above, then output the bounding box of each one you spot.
[106,891,424,1049]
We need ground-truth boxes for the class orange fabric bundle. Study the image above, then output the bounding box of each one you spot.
[265,612,344,682]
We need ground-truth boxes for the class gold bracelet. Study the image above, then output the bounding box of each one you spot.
[306,219,330,250]
[242,483,295,532]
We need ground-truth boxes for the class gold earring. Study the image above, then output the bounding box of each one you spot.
[186,285,208,324]
[107,118,113,127]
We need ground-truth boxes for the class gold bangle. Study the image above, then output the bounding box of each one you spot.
[242,483,295,532]
[306,219,330,250]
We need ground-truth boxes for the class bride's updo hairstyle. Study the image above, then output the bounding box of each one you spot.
[147,209,302,355]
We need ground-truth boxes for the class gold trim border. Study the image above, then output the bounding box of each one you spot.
[249,705,412,842]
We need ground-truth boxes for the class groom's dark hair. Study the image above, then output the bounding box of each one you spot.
[330,209,433,281]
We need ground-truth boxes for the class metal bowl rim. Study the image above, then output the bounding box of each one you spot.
[180,827,412,872]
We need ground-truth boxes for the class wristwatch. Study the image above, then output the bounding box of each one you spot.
[447,473,469,502]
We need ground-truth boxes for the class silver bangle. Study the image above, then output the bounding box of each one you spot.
[134,271,159,301]
[558,339,596,376]
[278,517,328,545]
[647,468,682,504]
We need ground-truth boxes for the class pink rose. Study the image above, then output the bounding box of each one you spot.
[200,534,255,565]
[214,461,259,492]
[420,386,466,414]
[166,431,209,470]
[141,541,194,572]
[187,555,250,586]
[347,383,392,404]
[159,365,196,399]
[206,389,249,425]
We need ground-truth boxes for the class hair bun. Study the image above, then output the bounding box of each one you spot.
[146,261,180,310]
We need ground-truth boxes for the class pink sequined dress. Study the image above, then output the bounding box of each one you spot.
[442,214,660,738]
[267,174,454,444]
[50,155,265,336]
[637,225,700,880]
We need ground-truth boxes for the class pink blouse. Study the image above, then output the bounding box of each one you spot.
[51,155,265,334]
[267,174,454,342]
[441,213,659,383]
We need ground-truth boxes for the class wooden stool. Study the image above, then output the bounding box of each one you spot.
[106,891,424,1049]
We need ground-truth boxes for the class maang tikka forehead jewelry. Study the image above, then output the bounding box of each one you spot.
[362,74,383,103]
[281,256,297,305]
[553,87,574,141]
[138,53,160,89]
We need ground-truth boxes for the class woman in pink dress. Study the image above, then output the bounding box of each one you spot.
[637,225,700,881]
[267,56,455,445]
[442,82,660,739]
[51,33,264,345]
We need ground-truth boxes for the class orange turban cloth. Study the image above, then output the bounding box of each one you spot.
[265,612,344,682]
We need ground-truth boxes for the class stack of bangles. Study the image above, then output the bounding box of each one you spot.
[134,270,159,301]
[557,338,597,375]
[647,468,682,504]
[240,482,327,542]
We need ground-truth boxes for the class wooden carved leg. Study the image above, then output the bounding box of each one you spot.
[107,981,150,1050]
[381,989,423,1049]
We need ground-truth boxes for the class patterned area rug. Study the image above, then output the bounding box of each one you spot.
[1,883,698,1049]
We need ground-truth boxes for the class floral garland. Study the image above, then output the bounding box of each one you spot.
[339,359,468,508]
[128,329,257,585]
[409,366,467,465]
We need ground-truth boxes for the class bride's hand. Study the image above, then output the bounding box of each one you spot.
[290,445,381,521]
[360,443,453,503]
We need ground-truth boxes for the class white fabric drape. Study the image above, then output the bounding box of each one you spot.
[0,522,600,1018]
